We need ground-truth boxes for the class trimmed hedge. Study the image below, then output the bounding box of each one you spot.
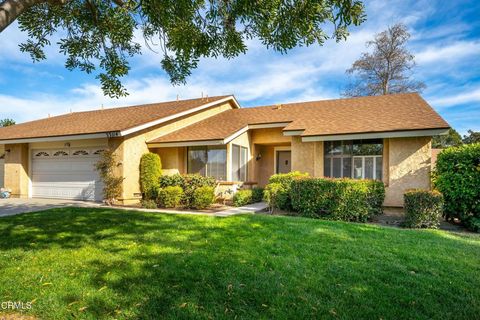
[158,173,216,209]
[157,186,183,208]
[403,189,443,229]
[193,186,215,209]
[264,171,309,211]
[140,153,162,199]
[290,178,385,222]
[232,188,264,207]
[141,199,157,209]
[434,143,480,231]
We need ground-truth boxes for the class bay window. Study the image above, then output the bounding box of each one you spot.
[324,139,383,180]
[187,146,227,181]
[232,144,248,181]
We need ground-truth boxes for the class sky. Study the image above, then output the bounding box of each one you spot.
[0,0,479,135]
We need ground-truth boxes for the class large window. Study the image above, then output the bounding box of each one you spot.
[232,144,248,181]
[324,139,383,180]
[187,146,227,180]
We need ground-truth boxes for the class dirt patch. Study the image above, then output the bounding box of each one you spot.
[0,314,38,320]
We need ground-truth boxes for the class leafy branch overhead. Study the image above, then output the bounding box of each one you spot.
[0,0,366,98]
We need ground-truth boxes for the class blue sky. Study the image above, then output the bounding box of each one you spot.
[0,0,479,135]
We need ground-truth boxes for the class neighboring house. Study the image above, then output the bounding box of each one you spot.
[0,93,449,207]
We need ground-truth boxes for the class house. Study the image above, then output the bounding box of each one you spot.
[0,93,449,207]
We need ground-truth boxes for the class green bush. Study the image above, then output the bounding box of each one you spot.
[192,186,215,209]
[434,143,480,231]
[157,186,183,208]
[181,174,216,208]
[140,153,162,199]
[251,187,264,203]
[141,199,157,209]
[264,182,289,212]
[233,190,252,207]
[290,178,385,222]
[265,171,309,210]
[159,173,184,188]
[403,189,444,229]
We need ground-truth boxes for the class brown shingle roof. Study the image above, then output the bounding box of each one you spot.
[0,95,232,141]
[150,93,449,144]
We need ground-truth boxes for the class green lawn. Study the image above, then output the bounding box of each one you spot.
[0,208,479,319]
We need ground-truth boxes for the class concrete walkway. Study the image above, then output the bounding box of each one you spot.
[0,198,268,218]
[0,198,101,217]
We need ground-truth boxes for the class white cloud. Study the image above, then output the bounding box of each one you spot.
[429,88,480,108]
[415,40,480,64]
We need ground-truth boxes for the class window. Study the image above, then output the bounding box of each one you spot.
[324,139,383,180]
[73,150,89,156]
[53,151,69,157]
[187,146,227,180]
[232,144,248,181]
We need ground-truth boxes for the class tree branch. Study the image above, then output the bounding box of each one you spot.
[0,0,46,32]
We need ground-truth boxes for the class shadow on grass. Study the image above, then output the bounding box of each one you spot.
[0,208,479,319]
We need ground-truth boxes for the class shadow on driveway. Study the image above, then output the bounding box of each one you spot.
[0,198,101,217]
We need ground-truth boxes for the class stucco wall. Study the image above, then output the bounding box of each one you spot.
[4,143,29,198]
[384,137,432,207]
[251,128,291,145]
[256,145,275,186]
[121,101,235,204]
[291,137,323,177]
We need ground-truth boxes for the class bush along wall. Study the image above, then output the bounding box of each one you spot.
[232,187,264,207]
[434,143,480,231]
[403,189,444,229]
[290,178,385,222]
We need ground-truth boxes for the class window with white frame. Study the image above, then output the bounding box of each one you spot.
[232,144,248,181]
[187,146,227,181]
[324,139,383,180]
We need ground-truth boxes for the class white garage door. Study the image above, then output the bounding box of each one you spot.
[0,157,4,188]
[32,148,105,201]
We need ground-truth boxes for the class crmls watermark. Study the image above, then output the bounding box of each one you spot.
[0,301,32,310]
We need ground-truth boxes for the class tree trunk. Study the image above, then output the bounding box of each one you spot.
[0,0,45,32]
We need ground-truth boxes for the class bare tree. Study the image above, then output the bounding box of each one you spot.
[343,23,425,97]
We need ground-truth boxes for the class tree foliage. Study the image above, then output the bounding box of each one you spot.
[343,23,425,97]
[462,130,480,144]
[432,128,463,148]
[0,119,16,127]
[0,0,366,98]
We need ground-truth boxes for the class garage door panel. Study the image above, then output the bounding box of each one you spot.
[32,148,104,201]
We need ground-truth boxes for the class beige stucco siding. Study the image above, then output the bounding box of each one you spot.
[4,143,29,198]
[251,128,290,145]
[384,137,432,206]
[291,137,323,177]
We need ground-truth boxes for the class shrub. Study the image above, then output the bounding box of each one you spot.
[403,189,444,229]
[159,173,184,188]
[265,171,309,210]
[290,178,385,222]
[264,182,289,212]
[94,149,124,205]
[140,153,162,199]
[192,186,215,209]
[434,143,480,231]
[233,190,252,207]
[181,174,216,208]
[141,199,157,209]
[251,187,264,203]
[157,186,183,208]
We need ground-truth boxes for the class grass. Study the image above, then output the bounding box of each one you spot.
[0,208,479,319]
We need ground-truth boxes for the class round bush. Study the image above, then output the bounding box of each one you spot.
[140,153,162,199]
[265,171,309,211]
[157,186,183,208]
[233,189,253,207]
[192,186,215,209]
[403,189,444,229]
[251,187,264,203]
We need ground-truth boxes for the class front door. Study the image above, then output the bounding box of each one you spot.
[276,151,291,174]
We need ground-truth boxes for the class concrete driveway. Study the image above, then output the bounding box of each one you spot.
[0,198,101,217]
